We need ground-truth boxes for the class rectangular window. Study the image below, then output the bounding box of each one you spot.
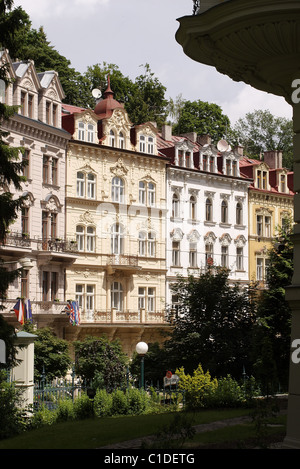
[172,241,180,266]
[52,104,57,127]
[28,94,34,118]
[236,247,244,271]
[189,243,197,267]
[138,287,146,310]
[76,285,84,310]
[21,91,26,116]
[21,207,29,235]
[257,215,263,237]
[46,101,51,125]
[43,155,50,183]
[42,211,48,240]
[21,269,29,298]
[52,158,58,185]
[221,246,228,268]
[205,244,213,267]
[265,216,271,238]
[256,258,263,281]
[51,272,58,301]
[50,213,57,239]
[42,271,49,301]
[22,149,30,179]
[86,285,94,312]
[148,288,155,312]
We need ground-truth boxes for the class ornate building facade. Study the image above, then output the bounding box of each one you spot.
[240,151,294,286]
[61,81,169,354]
[157,126,251,307]
[0,50,75,334]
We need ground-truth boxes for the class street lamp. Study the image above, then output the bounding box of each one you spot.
[136,341,148,389]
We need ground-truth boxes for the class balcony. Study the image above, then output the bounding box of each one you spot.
[83,308,166,324]
[1,299,70,319]
[105,254,141,274]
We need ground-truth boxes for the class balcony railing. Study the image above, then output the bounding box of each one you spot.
[1,299,70,316]
[83,308,167,324]
[2,232,78,253]
[107,254,139,267]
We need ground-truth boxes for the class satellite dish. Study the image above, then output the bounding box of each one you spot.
[92,88,102,100]
[217,139,229,152]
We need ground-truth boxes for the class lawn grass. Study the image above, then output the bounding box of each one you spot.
[0,408,251,450]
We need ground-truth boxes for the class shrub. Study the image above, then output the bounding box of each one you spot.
[94,389,113,417]
[111,389,128,415]
[206,375,244,408]
[126,387,149,415]
[73,394,94,420]
[56,399,75,422]
[31,405,57,428]
[176,364,218,410]
[0,372,28,439]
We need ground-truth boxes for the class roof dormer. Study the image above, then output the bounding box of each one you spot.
[255,162,270,190]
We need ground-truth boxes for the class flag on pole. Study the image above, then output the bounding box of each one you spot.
[65,301,80,325]
[13,299,24,325]
[24,299,33,323]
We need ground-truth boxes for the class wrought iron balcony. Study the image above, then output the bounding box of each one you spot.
[105,254,141,274]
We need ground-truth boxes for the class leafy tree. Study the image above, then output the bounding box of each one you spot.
[15,26,87,106]
[130,342,169,386]
[164,268,256,379]
[0,0,29,367]
[253,219,293,391]
[229,109,293,169]
[74,336,128,392]
[83,62,168,127]
[172,99,230,142]
[0,0,30,59]
[23,324,71,380]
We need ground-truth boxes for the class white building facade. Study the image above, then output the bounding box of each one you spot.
[157,127,251,308]
[0,50,75,334]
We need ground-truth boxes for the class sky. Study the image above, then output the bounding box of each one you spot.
[15,0,292,125]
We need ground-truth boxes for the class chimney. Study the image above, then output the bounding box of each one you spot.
[161,124,172,142]
[197,134,212,146]
[234,145,244,156]
[180,132,197,143]
[264,150,283,169]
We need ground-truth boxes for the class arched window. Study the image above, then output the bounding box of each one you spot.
[139,231,146,256]
[221,200,228,223]
[109,130,115,147]
[148,136,154,154]
[76,225,85,251]
[236,202,243,225]
[139,135,146,152]
[78,122,85,140]
[148,183,155,206]
[148,232,156,257]
[172,193,180,218]
[111,223,124,254]
[111,281,123,311]
[111,177,124,203]
[189,195,197,220]
[87,173,96,199]
[86,226,95,252]
[205,198,212,222]
[119,132,124,149]
[87,124,94,143]
[76,172,85,197]
[139,181,146,204]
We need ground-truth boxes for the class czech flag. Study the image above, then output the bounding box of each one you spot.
[13,299,24,325]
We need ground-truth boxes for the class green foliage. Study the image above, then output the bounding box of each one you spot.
[166,268,256,378]
[73,393,94,420]
[22,325,71,381]
[0,370,27,439]
[176,364,218,410]
[253,220,294,391]
[74,336,128,392]
[111,389,128,415]
[172,99,230,142]
[94,388,113,418]
[176,365,258,410]
[55,399,75,422]
[229,109,293,169]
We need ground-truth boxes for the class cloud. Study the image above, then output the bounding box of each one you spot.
[16,0,109,22]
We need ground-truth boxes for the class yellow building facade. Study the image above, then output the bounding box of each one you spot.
[62,83,169,355]
[240,151,294,286]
